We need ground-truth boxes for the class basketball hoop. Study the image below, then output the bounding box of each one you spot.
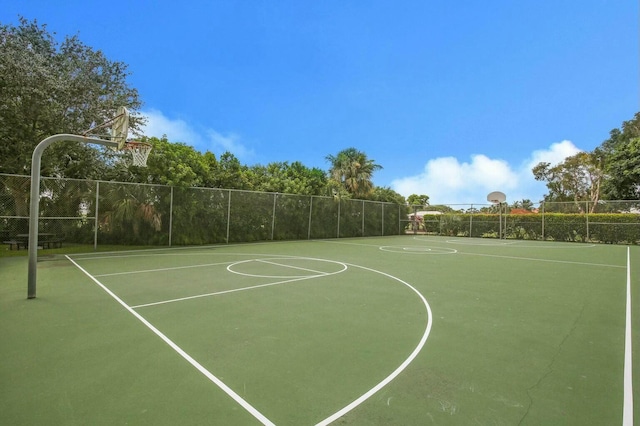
[487,191,506,204]
[124,140,152,167]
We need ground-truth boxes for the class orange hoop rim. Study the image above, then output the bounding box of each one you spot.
[123,140,152,149]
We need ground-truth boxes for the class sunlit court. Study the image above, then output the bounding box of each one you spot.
[1,236,636,425]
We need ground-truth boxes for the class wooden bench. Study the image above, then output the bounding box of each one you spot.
[5,234,64,250]
[42,237,64,249]
[3,239,27,250]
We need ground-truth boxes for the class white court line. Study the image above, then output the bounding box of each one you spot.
[255,259,331,275]
[319,239,624,268]
[623,247,633,426]
[315,262,432,426]
[65,255,276,426]
[135,258,347,308]
[94,261,235,277]
[459,251,625,269]
[131,275,325,309]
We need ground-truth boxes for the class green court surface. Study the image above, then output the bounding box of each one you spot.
[1,236,638,425]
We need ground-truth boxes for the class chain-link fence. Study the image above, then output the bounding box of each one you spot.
[0,174,404,250]
[401,201,640,244]
[2,174,639,250]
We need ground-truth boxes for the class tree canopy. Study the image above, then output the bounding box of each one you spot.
[1,18,407,204]
[533,111,640,206]
[601,112,640,200]
[407,194,430,207]
[325,147,383,199]
[0,18,143,177]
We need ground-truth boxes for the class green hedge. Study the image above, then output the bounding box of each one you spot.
[433,213,640,244]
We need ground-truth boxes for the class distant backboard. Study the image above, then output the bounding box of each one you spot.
[487,191,506,204]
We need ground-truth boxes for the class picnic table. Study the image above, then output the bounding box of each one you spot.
[3,233,64,250]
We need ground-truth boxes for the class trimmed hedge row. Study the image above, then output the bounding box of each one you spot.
[423,213,640,244]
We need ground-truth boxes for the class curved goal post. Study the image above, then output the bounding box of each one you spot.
[27,108,132,299]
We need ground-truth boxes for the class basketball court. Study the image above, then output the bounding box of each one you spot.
[1,235,636,425]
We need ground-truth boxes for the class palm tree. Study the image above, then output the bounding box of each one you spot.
[99,183,163,243]
[325,148,382,198]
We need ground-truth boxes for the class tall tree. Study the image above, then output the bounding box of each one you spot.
[370,187,406,204]
[510,199,535,210]
[532,150,605,212]
[213,152,251,190]
[127,136,214,187]
[0,17,143,178]
[407,194,429,206]
[325,147,382,199]
[250,161,327,195]
[601,112,640,200]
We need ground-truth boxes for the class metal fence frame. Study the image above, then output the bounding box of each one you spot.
[0,174,404,249]
[2,174,639,248]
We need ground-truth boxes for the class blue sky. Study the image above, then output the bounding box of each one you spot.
[3,1,638,204]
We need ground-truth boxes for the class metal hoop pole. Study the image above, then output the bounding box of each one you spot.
[28,134,117,299]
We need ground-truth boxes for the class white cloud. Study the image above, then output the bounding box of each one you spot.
[391,140,582,206]
[139,109,254,161]
[140,109,203,146]
[522,140,582,171]
[207,130,255,160]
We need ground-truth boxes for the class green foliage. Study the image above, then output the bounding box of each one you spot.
[135,136,214,187]
[532,151,604,211]
[326,147,382,199]
[97,182,169,246]
[0,18,143,178]
[407,194,429,206]
[273,194,312,240]
[213,152,252,190]
[369,186,406,204]
[510,199,535,210]
[534,111,640,206]
[308,196,340,239]
[249,161,327,195]
[601,112,640,200]
[338,198,365,237]
[421,211,639,244]
[170,187,229,245]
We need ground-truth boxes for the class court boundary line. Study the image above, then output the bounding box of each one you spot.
[64,255,276,426]
[64,238,628,424]
[623,247,633,425]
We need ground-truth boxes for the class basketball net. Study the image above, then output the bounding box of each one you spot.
[124,141,152,167]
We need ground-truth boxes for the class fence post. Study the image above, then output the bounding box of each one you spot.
[94,181,100,250]
[226,190,231,243]
[541,201,545,240]
[168,186,174,247]
[382,203,385,236]
[362,200,365,237]
[469,204,473,237]
[308,196,313,240]
[337,198,341,238]
[271,193,277,240]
